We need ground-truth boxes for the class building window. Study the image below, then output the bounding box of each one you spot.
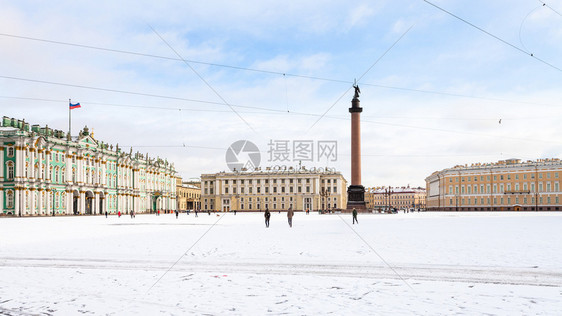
[7,146,15,157]
[6,161,15,180]
[6,190,14,208]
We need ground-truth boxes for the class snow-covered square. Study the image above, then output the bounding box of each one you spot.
[1,211,561,315]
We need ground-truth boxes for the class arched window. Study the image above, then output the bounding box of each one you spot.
[6,190,14,208]
[62,192,67,208]
[6,161,15,180]
[55,192,60,208]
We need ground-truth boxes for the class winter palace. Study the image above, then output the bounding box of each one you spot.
[0,117,176,216]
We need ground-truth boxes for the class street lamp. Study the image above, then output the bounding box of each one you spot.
[385,186,393,212]
[320,187,329,214]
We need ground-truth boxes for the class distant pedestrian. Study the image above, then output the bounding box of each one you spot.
[234,209,237,215]
[157,210,160,216]
[264,208,271,228]
[208,210,211,216]
[175,210,179,219]
[352,208,358,224]
[195,210,198,217]
[105,211,108,218]
[118,211,121,218]
[306,208,309,215]
[287,207,294,227]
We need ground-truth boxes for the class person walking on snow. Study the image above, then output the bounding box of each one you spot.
[264,208,271,228]
[352,208,358,224]
[287,207,294,227]
[175,209,179,219]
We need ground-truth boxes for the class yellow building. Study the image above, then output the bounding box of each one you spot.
[201,168,347,212]
[176,178,201,211]
[366,186,426,211]
[426,158,562,211]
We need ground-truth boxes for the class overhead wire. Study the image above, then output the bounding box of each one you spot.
[147,24,256,133]
[519,5,542,53]
[146,213,227,293]
[423,0,562,72]
[308,24,414,131]
[0,32,349,83]
[1,33,560,111]
[2,95,561,146]
[336,214,416,293]
[537,0,562,17]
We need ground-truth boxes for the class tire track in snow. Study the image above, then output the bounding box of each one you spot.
[1,256,561,288]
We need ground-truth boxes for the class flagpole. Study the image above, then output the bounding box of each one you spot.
[68,98,71,141]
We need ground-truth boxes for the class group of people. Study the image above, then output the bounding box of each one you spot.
[264,207,357,228]
[105,207,359,226]
[264,207,293,227]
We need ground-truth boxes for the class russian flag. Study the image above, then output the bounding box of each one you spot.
[69,102,81,109]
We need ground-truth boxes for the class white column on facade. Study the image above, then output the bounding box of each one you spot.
[30,190,36,214]
[102,162,107,186]
[14,146,21,179]
[15,188,21,216]
[22,189,28,215]
[38,189,44,214]
[0,147,4,181]
[80,191,85,214]
[94,192,99,214]
[47,189,53,215]
[46,150,51,182]
[37,151,43,182]
[66,153,71,182]
[77,156,82,184]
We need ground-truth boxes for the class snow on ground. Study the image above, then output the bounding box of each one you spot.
[0,211,561,315]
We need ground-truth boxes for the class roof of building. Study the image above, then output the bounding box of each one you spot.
[202,167,344,178]
[367,186,426,194]
[426,158,562,180]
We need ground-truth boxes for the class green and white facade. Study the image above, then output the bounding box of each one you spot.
[1,117,176,216]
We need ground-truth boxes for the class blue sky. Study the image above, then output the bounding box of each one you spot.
[2,0,562,187]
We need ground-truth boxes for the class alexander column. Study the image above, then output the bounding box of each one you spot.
[346,84,366,210]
